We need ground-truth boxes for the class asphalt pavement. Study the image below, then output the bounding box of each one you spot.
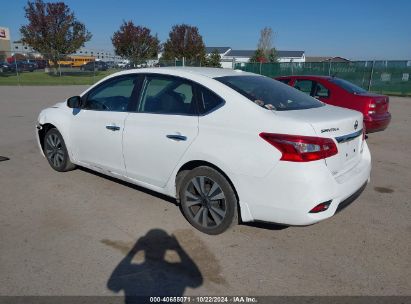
[0,86,410,297]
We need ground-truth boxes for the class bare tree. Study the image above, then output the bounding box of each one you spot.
[256,26,278,62]
[257,27,273,58]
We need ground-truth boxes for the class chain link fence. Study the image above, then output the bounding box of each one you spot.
[0,51,187,86]
[234,60,411,96]
[1,50,410,96]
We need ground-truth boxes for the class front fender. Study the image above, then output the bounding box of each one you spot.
[36,106,74,161]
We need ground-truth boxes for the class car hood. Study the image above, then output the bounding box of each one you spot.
[50,101,67,109]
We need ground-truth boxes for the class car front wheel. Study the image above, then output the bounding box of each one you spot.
[44,128,76,172]
[179,166,238,235]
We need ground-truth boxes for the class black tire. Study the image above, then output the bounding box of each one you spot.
[179,166,238,235]
[44,128,76,172]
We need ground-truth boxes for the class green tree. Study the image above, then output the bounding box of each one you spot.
[249,49,267,63]
[268,48,278,63]
[112,21,160,65]
[204,49,221,67]
[20,0,91,70]
[162,24,206,63]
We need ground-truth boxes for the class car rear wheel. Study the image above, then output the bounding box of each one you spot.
[179,166,238,235]
[44,128,76,172]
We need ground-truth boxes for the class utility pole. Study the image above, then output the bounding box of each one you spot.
[14,54,21,86]
[367,60,375,91]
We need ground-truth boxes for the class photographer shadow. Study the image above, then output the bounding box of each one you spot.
[107,229,203,303]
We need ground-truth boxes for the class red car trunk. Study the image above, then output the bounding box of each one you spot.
[275,75,391,133]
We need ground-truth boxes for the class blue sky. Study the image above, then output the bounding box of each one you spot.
[1,0,410,59]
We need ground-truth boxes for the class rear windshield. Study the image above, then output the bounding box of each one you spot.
[330,78,368,94]
[216,75,324,111]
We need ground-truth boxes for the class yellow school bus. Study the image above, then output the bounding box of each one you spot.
[49,56,95,67]
[70,56,95,67]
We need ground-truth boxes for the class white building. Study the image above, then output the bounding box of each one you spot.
[11,41,41,57]
[205,47,234,68]
[11,41,123,63]
[204,47,305,68]
[205,46,231,57]
[220,49,305,63]
[73,47,123,63]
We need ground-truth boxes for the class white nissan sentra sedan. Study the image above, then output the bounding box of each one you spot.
[36,67,371,234]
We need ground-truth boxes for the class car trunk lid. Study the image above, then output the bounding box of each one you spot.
[274,105,364,175]
[356,92,389,114]
[372,95,389,114]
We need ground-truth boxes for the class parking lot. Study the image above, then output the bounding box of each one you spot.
[0,86,410,297]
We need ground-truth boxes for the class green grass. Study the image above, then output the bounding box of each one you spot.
[0,69,121,86]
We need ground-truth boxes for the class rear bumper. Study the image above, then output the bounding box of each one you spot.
[335,181,367,213]
[364,112,391,133]
[235,143,371,226]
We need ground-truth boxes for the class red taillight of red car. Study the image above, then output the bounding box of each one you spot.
[259,133,338,162]
[368,97,390,115]
[367,101,377,115]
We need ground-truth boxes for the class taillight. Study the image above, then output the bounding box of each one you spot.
[259,133,338,162]
[368,101,376,115]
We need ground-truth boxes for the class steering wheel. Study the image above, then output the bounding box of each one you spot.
[86,96,129,111]
[87,99,109,110]
[104,96,130,111]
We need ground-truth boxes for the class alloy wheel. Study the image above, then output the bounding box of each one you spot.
[45,133,65,168]
[184,176,227,228]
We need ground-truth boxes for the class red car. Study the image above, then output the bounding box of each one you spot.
[275,75,391,133]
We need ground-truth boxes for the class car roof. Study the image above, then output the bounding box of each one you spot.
[116,67,257,79]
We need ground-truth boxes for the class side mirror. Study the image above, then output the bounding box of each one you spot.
[67,96,82,108]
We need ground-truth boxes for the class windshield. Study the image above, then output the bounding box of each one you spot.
[330,78,368,94]
[216,75,324,111]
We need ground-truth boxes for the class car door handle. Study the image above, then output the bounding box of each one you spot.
[166,134,187,141]
[106,125,120,131]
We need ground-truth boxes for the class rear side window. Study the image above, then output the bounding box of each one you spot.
[197,86,224,114]
[216,75,323,111]
[294,80,313,94]
[313,82,330,98]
